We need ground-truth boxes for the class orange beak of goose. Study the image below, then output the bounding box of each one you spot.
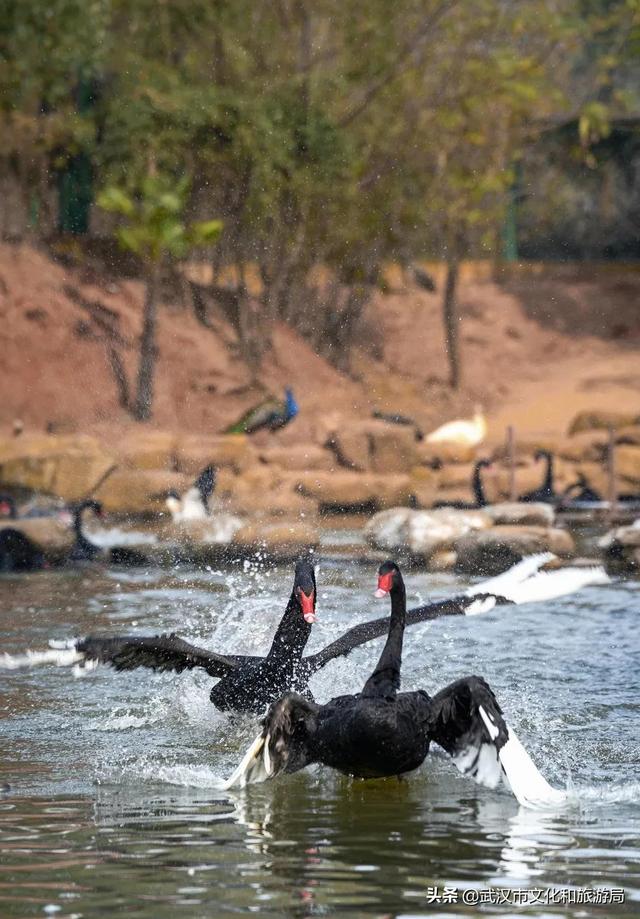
[298,588,316,623]
[374,572,394,598]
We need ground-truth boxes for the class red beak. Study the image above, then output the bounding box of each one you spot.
[375,571,394,598]
[298,589,316,623]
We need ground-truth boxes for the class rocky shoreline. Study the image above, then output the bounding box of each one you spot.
[1,408,639,573]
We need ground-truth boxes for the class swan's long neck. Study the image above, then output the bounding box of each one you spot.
[73,507,87,542]
[73,505,97,556]
[266,593,311,666]
[472,462,487,506]
[361,577,406,699]
[542,453,554,492]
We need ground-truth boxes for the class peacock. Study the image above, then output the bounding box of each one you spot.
[224,387,299,435]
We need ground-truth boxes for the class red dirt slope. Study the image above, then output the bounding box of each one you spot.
[0,243,638,445]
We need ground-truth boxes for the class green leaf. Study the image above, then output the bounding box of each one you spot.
[189,219,224,245]
[97,187,136,217]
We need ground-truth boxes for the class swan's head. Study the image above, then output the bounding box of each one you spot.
[534,449,551,462]
[0,496,16,519]
[477,458,493,469]
[375,560,401,598]
[294,559,316,623]
[78,500,103,519]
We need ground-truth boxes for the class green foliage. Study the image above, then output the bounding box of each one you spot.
[97,175,222,262]
[2,0,638,281]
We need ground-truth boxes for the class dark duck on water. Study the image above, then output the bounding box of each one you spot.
[225,562,568,809]
[224,387,299,435]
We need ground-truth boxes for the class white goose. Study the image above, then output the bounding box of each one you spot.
[426,405,487,447]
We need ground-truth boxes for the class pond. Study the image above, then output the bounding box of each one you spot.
[0,557,638,917]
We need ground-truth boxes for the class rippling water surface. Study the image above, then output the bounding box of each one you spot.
[0,554,638,918]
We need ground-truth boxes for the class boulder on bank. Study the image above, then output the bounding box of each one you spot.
[569,410,639,436]
[598,519,640,571]
[296,471,412,512]
[408,466,439,508]
[616,446,640,485]
[556,432,609,463]
[483,502,555,527]
[415,440,477,466]
[325,420,418,473]
[175,434,256,475]
[95,469,188,515]
[116,431,178,471]
[222,466,317,517]
[455,525,575,575]
[258,444,334,471]
[364,506,491,555]
[617,426,640,447]
[436,463,476,489]
[0,435,115,501]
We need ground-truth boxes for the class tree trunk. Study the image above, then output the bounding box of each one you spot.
[107,344,131,411]
[134,263,160,421]
[443,259,460,389]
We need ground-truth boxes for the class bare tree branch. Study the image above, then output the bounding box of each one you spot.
[338,0,460,128]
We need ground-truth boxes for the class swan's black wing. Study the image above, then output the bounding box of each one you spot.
[301,598,470,675]
[426,675,566,806]
[76,634,240,678]
[426,675,508,788]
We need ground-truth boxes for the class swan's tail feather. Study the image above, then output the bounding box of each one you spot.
[494,719,568,810]
[222,732,272,790]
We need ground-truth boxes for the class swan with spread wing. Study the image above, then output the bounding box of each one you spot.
[1,555,608,714]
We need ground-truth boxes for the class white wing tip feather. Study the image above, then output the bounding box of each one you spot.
[467,553,610,607]
[0,647,84,670]
[464,596,498,616]
[503,565,611,605]
[499,724,569,810]
[466,553,556,598]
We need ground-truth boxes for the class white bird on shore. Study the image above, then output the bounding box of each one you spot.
[426,405,487,447]
[166,465,216,523]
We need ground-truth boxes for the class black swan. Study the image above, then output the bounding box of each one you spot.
[0,499,101,571]
[519,450,557,504]
[0,528,45,572]
[559,473,603,507]
[166,465,216,522]
[225,561,566,809]
[224,388,299,435]
[68,500,148,566]
[69,500,104,561]
[1,555,609,713]
[0,495,18,519]
[433,458,492,509]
